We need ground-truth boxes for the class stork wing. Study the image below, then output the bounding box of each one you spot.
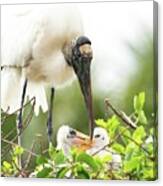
[1,4,83,66]
[1,6,42,67]
[1,4,83,115]
[1,6,48,114]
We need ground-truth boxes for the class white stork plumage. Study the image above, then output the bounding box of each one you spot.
[1,4,94,140]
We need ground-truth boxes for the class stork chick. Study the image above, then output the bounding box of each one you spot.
[56,125,91,156]
[87,127,122,170]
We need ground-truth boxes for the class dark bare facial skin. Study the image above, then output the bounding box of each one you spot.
[67,128,77,139]
[71,36,94,139]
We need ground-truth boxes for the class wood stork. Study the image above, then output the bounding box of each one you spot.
[1,5,94,141]
[56,125,91,156]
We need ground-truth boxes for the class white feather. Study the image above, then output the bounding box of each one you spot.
[26,81,48,116]
[1,69,22,113]
[1,4,83,115]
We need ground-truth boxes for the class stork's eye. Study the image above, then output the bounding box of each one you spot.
[69,129,76,136]
[94,134,100,138]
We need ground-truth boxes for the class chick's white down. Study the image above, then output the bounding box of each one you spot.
[87,127,122,170]
[1,5,83,115]
[56,125,77,156]
[56,126,122,170]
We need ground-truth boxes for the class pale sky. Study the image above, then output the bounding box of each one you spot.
[78,1,153,95]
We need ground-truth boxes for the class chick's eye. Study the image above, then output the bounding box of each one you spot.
[94,134,100,138]
[69,129,76,136]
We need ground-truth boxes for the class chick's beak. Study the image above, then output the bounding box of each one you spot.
[72,130,94,150]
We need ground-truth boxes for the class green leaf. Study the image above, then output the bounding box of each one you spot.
[101,154,112,163]
[138,110,147,124]
[36,155,48,165]
[76,165,90,179]
[132,126,146,144]
[76,152,99,172]
[119,127,132,144]
[134,92,145,113]
[125,142,137,160]
[139,92,145,106]
[36,167,53,178]
[146,143,154,156]
[93,157,104,168]
[119,126,131,137]
[77,169,90,179]
[13,146,24,156]
[106,116,120,138]
[95,119,107,128]
[112,143,125,154]
[48,143,57,160]
[143,169,155,179]
[54,151,65,165]
[124,157,140,172]
[134,95,138,112]
[56,167,70,178]
[3,161,12,170]
[2,161,13,175]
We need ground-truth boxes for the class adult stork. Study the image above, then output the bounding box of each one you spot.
[1,5,94,140]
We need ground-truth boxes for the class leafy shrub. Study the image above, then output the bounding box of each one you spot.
[1,92,157,180]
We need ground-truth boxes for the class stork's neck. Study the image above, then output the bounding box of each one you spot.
[62,38,77,66]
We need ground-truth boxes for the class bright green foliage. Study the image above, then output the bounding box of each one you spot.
[132,126,146,144]
[96,115,120,139]
[36,155,48,165]
[13,146,24,156]
[76,152,100,172]
[133,92,147,125]
[37,167,53,178]
[2,161,13,176]
[134,92,145,113]
[112,143,125,154]
[1,92,157,180]
[1,146,25,176]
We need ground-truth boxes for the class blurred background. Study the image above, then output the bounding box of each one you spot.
[2,1,156,163]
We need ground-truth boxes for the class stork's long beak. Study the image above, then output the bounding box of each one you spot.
[73,43,94,139]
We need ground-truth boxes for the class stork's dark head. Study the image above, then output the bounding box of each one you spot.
[71,36,94,139]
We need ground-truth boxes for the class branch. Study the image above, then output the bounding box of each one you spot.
[2,128,17,140]
[8,97,35,143]
[92,125,154,162]
[1,138,38,157]
[1,107,10,125]
[2,97,36,117]
[18,97,36,135]
[1,103,35,161]
[24,141,36,170]
[105,98,136,129]
[123,134,154,161]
